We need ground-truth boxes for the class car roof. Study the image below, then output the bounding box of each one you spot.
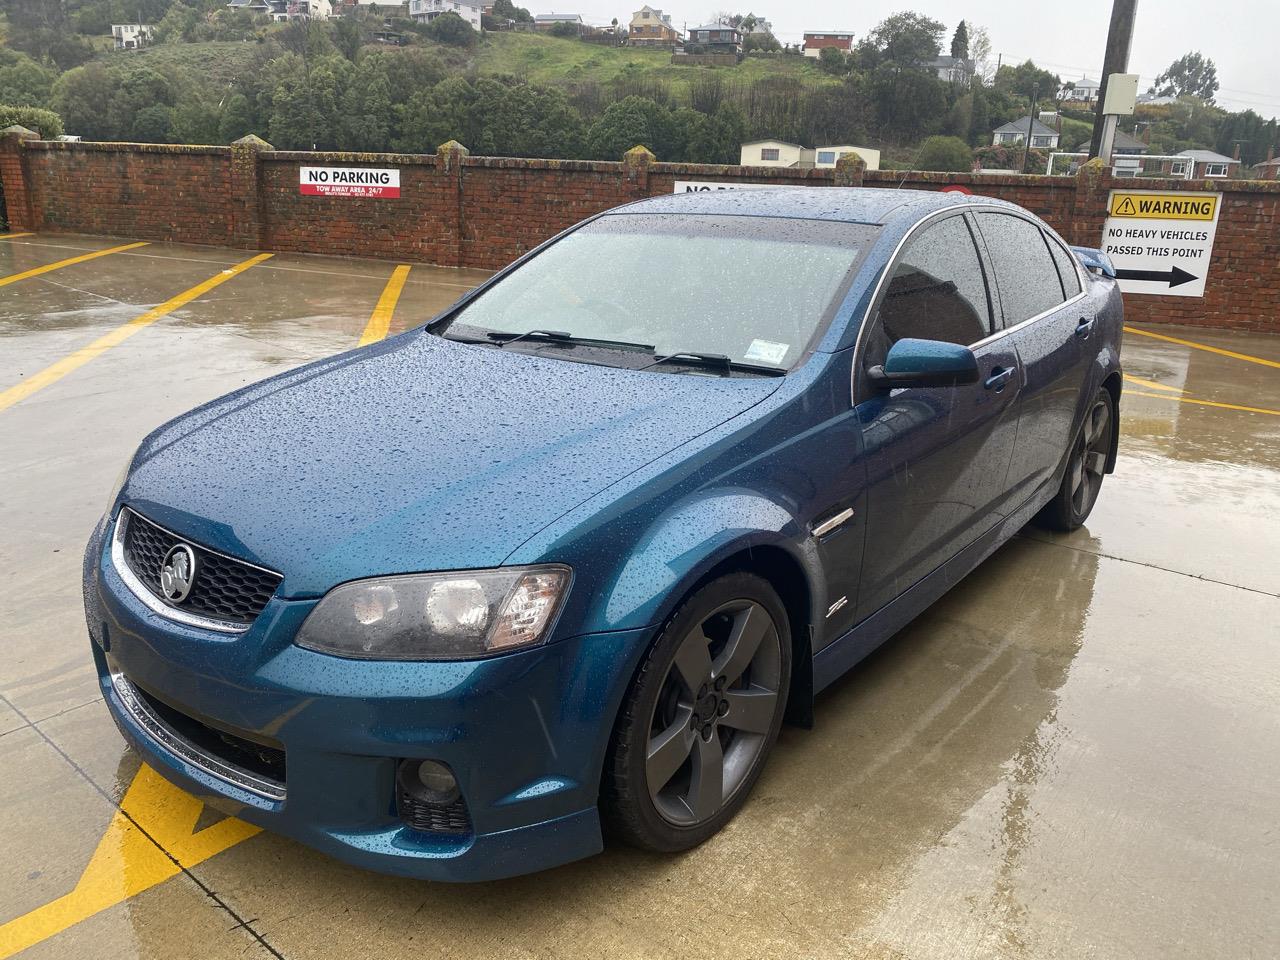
[613,186,1023,228]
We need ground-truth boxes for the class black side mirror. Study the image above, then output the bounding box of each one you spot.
[867,338,981,390]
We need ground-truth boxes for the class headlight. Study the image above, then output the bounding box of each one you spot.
[295,565,572,661]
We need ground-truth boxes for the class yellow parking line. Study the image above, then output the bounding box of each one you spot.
[1125,325,1280,370]
[0,765,259,959]
[358,264,412,346]
[0,252,273,414]
[1123,374,1181,393]
[0,240,149,288]
[1126,389,1280,417]
[0,232,34,240]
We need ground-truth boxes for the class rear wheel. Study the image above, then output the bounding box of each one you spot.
[1036,387,1114,532]
[603,572,791,852]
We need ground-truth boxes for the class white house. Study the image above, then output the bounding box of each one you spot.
[112,23,156,48]
[814,145,880,171]
[410,0,481,29]
[1067,76,1101,102]
[992,116,1059,150]
[740,140,805,167]
[926,55,971,83]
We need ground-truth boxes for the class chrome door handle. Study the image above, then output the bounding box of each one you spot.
[1075,317,1095,339]
[984,366,1015,391]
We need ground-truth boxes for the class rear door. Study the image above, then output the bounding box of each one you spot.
[853,212,1021,621]
[974,213,1093,502]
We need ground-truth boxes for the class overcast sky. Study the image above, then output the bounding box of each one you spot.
[572,0,1277,117]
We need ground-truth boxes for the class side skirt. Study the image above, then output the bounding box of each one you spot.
[812,481,1054,695]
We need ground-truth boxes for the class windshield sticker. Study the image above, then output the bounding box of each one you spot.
[744,339,789,365]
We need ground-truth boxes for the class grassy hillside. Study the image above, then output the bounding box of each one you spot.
[475,32,835,96]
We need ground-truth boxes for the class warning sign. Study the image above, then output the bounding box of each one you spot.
[1109,192,1218,221]
[1102,189,1220,297]
[299,166,400,198]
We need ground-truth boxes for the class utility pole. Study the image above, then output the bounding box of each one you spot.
[1089,0,1139,159]
[1021,83,1039,173]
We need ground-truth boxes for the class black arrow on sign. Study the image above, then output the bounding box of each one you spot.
[1115,266,1198,288]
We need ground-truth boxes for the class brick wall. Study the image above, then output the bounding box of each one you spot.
[1,131,1277,333]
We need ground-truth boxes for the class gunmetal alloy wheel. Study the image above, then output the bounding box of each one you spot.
[603,572,791,852]
[646,598,782,825]
[1069,394,1112,520]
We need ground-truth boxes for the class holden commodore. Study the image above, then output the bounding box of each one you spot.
[84,188,1122,881]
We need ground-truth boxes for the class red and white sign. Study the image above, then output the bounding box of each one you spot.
[299,166,401,199]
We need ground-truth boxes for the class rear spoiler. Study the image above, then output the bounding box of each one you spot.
[1070,246,1117,279]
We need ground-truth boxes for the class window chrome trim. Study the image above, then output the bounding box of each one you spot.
[110,671,286,802]
[110,509,258,635]
[850,203,1088,403]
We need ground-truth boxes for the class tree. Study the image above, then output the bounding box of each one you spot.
[950,20,968,60]
[862,12,945,68]
[155,3,202,43]
[817,46,849,76]
[994,60,1060,104]
[0,104,64,138]
[332,18,364,62]
[548,20,579,37]
[0,51,57,108]
[426,11,477,47]
[968,25,994,84]
[915,134,972,171]
[1150,52,1219,103]
[870,61,947,142]
[586,96,664,159]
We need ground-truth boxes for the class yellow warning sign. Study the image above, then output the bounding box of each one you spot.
[1109,192,1218,220]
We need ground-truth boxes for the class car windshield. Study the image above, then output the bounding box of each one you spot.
[439,213,875,371]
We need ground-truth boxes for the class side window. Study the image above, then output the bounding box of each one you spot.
[1044,231,1082,298]
[976,213,1066,325]
[873,214,993,353]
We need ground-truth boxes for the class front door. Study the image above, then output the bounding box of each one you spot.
[853,212,1021,621]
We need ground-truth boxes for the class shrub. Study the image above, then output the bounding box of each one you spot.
[548,21,579,38]
[915,135,973,171]
[0,104,65,139]
[425,12,477,48]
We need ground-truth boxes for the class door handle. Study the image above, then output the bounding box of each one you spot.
[1075,317,1095,339]
[984,366,1015,391]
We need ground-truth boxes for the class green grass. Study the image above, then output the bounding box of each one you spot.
[475,32,835,97]
[117,40,268,85]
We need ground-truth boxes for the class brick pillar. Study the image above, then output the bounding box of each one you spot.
[1070,158,1110,248]
[229,134,272,250]
[0,125,39,232]
[622,145,655,197]
[436,140,469,268]
[834,152,866,187]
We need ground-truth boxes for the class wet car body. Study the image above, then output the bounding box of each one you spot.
[84,188,1123,880]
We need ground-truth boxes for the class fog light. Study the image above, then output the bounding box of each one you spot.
[398,759,460,804]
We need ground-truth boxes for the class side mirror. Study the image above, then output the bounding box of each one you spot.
[867,338,980,390]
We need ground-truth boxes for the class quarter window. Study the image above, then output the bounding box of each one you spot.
[1044,231,1082,298]
[873,215,993,350]
[975,213,1066,325]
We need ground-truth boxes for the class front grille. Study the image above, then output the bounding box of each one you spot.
[121,509,282,626]
[399,790,472,835]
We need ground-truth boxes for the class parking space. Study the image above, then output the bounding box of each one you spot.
[1,233,1277,959]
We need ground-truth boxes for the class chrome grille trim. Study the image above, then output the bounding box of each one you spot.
[110,671,287,802]
[110,510,257,634]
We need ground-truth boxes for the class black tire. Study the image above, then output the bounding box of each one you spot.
[602,572,792,853]
[1036,386,1115,532]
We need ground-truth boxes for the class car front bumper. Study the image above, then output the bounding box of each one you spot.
[84,518,649,882]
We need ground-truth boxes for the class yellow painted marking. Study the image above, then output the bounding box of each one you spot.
[0,241,149,289]
[1109,192,1218,220]
[1123,374,1182,393]
[0,765,260,958]
[0,252,273,414]
[358,264,412,345]
[1127,389,1280,417]
[0,232,34,240]
[1124,326,1280,370]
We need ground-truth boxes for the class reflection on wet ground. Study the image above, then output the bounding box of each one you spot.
[1,235,1277,959]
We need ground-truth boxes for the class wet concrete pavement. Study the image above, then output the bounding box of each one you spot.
[1,234,1277,959]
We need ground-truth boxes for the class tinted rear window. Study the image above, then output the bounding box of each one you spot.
[1045,231,1083,298]
[976,213,1066,325]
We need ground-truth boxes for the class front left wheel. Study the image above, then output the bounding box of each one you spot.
[602,572,791,853]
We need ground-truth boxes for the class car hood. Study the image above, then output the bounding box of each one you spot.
[123,332,780,597]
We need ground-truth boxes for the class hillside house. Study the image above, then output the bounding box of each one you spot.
[992,117,1059,149]
[534,12,585,34]
[111,23,155,49]
[740,141,881,171]
[687,23,742,54]
[926,55,972,83]
[411,0,482,30]
[1169,149,1240,179]
[1066,76,1101,103]
[629,6,681,46]
[802,32,852,58]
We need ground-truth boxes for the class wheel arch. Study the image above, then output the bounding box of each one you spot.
[1101,369,1122,473]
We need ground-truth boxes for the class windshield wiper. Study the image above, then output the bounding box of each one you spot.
[486,330,655,353]
[641,352,787,377]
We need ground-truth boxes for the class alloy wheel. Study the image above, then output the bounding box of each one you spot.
[1070,396,1112,519]
[644,599,782,826]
